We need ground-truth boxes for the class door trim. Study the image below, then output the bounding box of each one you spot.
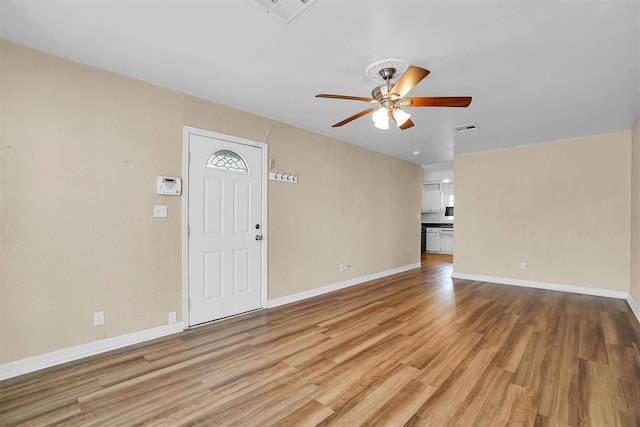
[182,126,268,328]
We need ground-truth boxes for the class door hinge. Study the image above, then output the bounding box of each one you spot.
[187,225,190,237]
[188,298,191,309]
[188,152,191,164]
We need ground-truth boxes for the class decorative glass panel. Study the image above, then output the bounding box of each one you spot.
[206,150,248,173]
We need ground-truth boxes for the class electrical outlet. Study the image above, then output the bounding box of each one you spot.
[168,311,177,324]
[93,311,104,326]
[339,263,344,272]
[153,205,167,218]
[520,262,527,270]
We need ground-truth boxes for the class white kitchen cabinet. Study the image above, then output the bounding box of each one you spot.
[439,232,454,253]
[431,191,444,212]
[425,227,454,253]
[421,190,443,213]
[421,191,430,212]
[426,229,440,252]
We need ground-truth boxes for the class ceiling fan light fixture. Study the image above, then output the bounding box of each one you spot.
[392,108,411,127]
[372,107,389,130]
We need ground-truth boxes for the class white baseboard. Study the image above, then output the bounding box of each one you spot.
[627,294,640,324]
[0,322,184,381]
[2,272,635,381]
[267,262,421,308]
[451,272,629,300]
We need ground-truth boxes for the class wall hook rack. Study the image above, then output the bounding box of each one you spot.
[269,171,298,184]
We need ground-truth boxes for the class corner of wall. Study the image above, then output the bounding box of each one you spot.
[630,115,640,303]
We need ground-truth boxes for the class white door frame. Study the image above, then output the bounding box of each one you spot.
[181,126,268,328]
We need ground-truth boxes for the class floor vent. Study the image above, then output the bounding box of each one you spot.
[454,123,478,133]
[251,0,317,23]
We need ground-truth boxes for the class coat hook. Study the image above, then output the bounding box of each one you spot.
[269,171,297,183]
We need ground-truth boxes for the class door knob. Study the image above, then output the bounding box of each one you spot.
[255,235,263,241]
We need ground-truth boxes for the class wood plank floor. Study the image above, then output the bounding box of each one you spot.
[2,254,640,426]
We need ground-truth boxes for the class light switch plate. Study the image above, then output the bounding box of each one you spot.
[154,205,167,218]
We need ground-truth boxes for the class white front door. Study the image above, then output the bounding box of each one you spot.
[187,132,264,326]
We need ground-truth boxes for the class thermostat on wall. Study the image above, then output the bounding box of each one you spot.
[157,176,182,195]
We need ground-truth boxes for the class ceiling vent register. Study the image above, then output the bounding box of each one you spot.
[454,123,478,133]
[251,0,316,23]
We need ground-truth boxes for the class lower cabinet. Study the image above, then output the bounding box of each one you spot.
[425,227,454,253]
[439,232,454,253]
[426,231,440,252]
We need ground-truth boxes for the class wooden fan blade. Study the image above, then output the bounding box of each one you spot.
[316,94,374,102]
[390,66,430,98]
[403,96,472,107]
[331,108,377,127]
[399,119,415,130]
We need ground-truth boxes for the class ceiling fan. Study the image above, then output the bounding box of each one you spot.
[316,65,472,130]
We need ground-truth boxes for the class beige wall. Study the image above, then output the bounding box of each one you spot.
[454,131,632,291]
[0,40,421,364]
[184,100,421,299]
[631,116,640,302]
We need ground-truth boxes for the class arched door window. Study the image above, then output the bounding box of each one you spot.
[206,150,248,173]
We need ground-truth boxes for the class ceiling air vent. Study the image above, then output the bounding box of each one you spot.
[454,123,478,133]
[251,0,317,23]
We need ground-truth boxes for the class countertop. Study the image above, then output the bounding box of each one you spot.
[422,223,453,229]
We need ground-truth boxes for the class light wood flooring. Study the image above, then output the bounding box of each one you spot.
[2,254,640,426]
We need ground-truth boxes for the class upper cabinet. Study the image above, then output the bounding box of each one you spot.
[421,182,444,213]
[422,190,443,212]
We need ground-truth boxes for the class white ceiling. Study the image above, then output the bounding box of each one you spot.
[1,0,639,165]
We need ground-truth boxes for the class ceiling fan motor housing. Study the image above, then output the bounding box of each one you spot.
[372,78,402,108]
[372,85,389,101]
